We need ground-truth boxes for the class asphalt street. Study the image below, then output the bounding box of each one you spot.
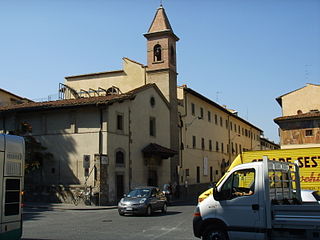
[22,202,198,240]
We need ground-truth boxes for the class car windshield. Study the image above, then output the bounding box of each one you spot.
[127,188,151,198]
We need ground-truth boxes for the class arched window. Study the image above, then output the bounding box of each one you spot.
[116,150,125,166]
[154,44,162,62]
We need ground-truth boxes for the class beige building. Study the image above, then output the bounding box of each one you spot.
[274,83,320,149]
[260,137,280,150]
[0,84,175,204]
[0,5,267,203]
[0,88,31,107]
[0,6,179,204]
[177,86,262,195]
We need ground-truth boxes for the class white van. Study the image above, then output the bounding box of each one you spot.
[193,157,320,240]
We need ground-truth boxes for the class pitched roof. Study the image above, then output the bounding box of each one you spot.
[144,6,179,41]
[274,111,320,123]
[0,84,159,113]
[142,143,177,159]
[183,87,263,132]
[147,6,173,33]
[0,88,32,102]
[276,83,320,106]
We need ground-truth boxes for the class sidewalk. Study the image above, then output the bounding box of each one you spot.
[24,202,118,211]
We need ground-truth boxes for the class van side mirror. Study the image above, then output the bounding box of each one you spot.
[213,187,223,201]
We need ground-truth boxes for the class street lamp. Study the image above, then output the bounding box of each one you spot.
[185,116,202,130]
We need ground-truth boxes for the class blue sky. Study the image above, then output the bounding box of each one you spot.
[1,0,319,143]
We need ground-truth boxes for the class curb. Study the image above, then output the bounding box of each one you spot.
[24,204,118,211]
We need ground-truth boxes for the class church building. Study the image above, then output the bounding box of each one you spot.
[0,5,265,203]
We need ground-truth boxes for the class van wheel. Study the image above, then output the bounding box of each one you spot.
[202,226,228,240]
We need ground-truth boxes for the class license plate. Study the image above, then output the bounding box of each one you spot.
[126,207,133,211]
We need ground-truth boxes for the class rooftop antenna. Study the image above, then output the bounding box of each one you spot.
[160,0,163,7]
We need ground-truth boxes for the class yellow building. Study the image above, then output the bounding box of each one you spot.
[275,83,320,149]
[177,86,262,196]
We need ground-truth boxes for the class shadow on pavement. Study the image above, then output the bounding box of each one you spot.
[23,208,56,222]
[22,239,55,240]
[120,210,182,218]
[170,200,197,207]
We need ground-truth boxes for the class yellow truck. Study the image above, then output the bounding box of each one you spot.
[198,147,320,202]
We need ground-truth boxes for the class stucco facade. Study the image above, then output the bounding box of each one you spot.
[0,88,31,107]
[0,5,269,203]
[0,84,173,204]
[277,84,320,116]
[177,86,262,191]
[275,84,320,149]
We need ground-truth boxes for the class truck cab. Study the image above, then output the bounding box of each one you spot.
[193,157,320,240]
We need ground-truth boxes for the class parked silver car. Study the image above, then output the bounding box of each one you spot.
[118,186,167,216]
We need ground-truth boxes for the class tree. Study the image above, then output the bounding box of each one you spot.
[11,121,53,174]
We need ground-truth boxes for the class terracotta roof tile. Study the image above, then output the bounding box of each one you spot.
[274,112,320,122]
[0,84,156,113]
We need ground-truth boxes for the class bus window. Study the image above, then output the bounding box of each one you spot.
[5,179,21,216]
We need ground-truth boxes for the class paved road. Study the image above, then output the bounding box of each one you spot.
[22,203,198,240]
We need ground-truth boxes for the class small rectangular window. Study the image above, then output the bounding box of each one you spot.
[221,143,224,153]
[208,111,211,122]
[306,129,313,136]
[216,141,219,151]
[191,103,195,116]
[117,114,123,130]
[220,117,223,127]
[186,169,190,177]
[209,140,212,151]
[215,114,218,125]
[196,166,200,183]
[201,138,205,150]
[192,136,196,148]
[149,117,156,137]
[200,107,204,119]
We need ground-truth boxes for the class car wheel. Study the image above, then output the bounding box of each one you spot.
[162,203,167,214]
[202,226,228,240]
[118,210,124,216]
[146,205,152,216]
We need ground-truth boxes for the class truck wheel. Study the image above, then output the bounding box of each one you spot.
[202,227,228,240]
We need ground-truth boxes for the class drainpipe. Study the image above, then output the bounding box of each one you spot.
[178,87,188,188]
[128,107,132,191]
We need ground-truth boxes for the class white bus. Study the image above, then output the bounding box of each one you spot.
[0,134,25,240]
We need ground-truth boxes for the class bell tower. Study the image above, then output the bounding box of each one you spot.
[144,5,179,102]
[144,5,180,186]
